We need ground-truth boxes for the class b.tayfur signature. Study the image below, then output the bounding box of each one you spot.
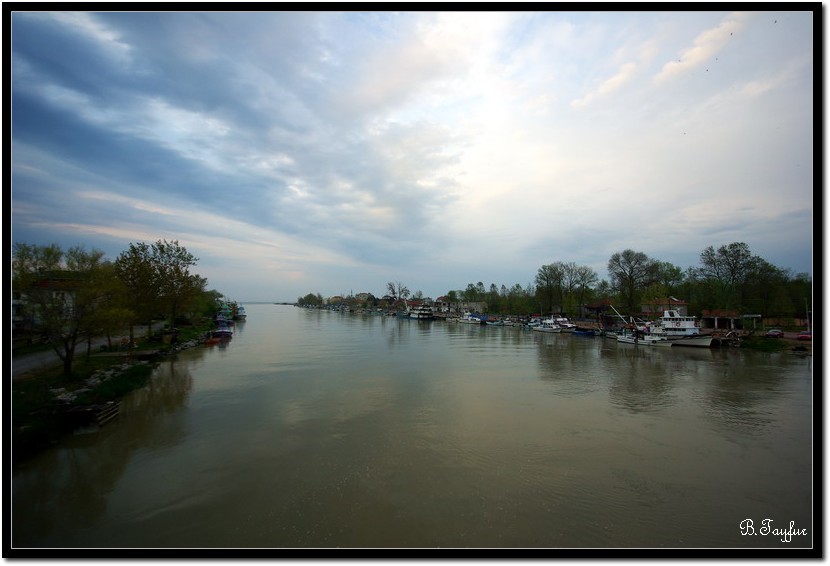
[739,519,808,543]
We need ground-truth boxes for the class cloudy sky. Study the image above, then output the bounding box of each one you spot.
[11,10,814,302]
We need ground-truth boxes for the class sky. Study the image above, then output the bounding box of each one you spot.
[10,10,815,303]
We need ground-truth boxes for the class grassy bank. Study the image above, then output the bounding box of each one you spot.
[12,321,213,465]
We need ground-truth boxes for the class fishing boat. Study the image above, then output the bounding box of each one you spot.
[211,321,233,339]
[616,328,671,346]
[458,312,483,324]
[532,318,562,333]
[408,304,435,320]
[551,314,577,331]
[649,310,713,347]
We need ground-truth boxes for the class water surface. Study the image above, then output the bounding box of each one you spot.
[12,304,814,549]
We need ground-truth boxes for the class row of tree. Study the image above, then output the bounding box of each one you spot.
[13,240,221,375]
[298,242,812,321]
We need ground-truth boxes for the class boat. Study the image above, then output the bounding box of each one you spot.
[234,305,247,320]
[649,310,713,347]
[215,313,234,326]
[408,304,435,320]
[572,329,598,337]
[532,318,562,333]
[551,314,577,331]
[458,312,483,325]
[616,328,671,346]
[212,321,234,339]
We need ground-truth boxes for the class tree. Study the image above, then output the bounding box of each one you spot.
[697,242,755,311]
[13,243,109,375]
[114,242,161,340]
[152,239,201,324]
[80,262,133,354]
[571,265,598,316]
[297,293,324,307]
[607,249,655,314]
[535,263,565,314]
[386,281,409,303]
[653,261,684,291]
[446,290,459,310]
[462,283,480,303]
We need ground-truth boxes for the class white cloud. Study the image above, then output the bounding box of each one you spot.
[11,11,814,300]
[653,12,752,84]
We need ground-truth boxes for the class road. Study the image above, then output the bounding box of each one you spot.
[12,323,167,380]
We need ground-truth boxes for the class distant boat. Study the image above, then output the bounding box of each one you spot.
[532,318,562,333]
[408,304,435,320]
[616,328,671,346]
[397,304,435,320]
[458,312,483,325]
[572,329,598,337]
[551,314,577,331]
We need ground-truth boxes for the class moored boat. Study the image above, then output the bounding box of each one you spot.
[408,304,435,320]
[650,310,712,347]
[212,322,233,339]
[458,312,483,324]
[532,319,562,333]
[551,314,577,331]
[616,329,671,346]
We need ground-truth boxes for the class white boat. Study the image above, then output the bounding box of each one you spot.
[234,305,247,320]
[532,319,562,333]
[650,310,713,347]
[616,329,671,346]
[458,312,483,324]
[408,305,434,320]
[551,314,577,331]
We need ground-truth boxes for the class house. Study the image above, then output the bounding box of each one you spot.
[700,309,743,330]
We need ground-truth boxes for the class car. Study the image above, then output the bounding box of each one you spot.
[796,330,812,341]
[764,329,785,338]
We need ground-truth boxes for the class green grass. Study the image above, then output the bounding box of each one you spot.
[12,321,213,464]
[740,336,793,352]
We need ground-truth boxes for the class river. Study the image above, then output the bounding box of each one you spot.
[11,303,814,550]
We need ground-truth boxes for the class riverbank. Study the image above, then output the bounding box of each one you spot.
[11,321,214,465]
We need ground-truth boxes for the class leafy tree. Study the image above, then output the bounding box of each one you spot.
[742,259,791,316]
[535,263,565,314]
[653,261,684,292]
[114,242,161,341]
[12,243,109,375]
[462,283,480,303]
[571,265,598,316]
[297,292,324,307]
[446,290,459,309]
[152,239,201,325]
[607,249,655,314]
[697,242,755,311]
[80,262,133,354]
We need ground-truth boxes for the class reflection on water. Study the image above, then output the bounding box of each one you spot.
[12,305,814,549]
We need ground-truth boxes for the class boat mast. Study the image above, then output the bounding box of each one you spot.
[609,304,630,326]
